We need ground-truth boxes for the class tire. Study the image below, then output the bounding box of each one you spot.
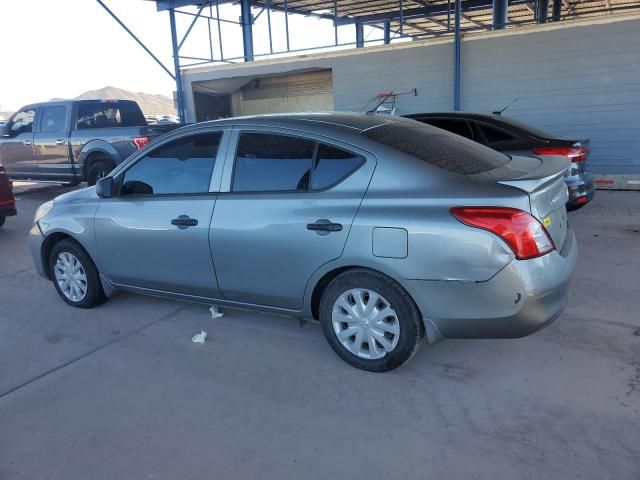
[0,216,5,228]
[86,160,114,186]
[48,239,106,308]
[319,269,424,372]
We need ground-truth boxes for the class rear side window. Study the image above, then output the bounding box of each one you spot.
[421,119,474,140]
[76,101,146,129]
[233,133,315,192]
[312,144,364,190]
[40,106,67,133]
[121,132,221,195]
[479,124,515,143]
[363,121,509,175]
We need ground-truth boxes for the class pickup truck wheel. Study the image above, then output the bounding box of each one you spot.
[87,160,114,186]
[49,239,106,308]
[319,269,424,372]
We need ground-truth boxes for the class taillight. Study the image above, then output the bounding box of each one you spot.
[132,136,150,150]
[532,146,588,162]
[450,207,555,260]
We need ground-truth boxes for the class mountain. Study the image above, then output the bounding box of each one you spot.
[74,86,176,116]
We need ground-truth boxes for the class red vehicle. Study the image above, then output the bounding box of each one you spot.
[0,161,16,227]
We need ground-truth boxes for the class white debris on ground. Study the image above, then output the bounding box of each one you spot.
[209,305,224,319]
[191,331,207,344]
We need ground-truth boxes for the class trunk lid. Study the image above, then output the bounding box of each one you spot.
[468,155,570,249]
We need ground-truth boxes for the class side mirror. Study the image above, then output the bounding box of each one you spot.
[96,176,115,198]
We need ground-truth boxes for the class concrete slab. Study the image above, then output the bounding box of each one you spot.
[0,188,638,480]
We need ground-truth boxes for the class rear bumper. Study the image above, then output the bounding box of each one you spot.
[565,171,595,209]
[400,222,577,340]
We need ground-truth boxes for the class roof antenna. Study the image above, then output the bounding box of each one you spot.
[492,98,519,115]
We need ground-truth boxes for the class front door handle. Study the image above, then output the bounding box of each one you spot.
[171,215,198,229]
[307,219,343,233]
[23,140,32,146]
[55,139,65,145]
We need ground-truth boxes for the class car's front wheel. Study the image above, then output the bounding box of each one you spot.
[319,269,424,372]
[49,239,106,308]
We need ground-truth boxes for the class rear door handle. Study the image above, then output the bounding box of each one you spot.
[55,139,65,145]
[307,219,343,232]
[171,215,198,229]
[23,140,32,146]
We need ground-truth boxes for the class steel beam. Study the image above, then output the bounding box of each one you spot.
[552,0,563,18]
[96,0,174,80]
[454,0,462,110]
[169,8,185,123]
[355,23,364,47]
[240,0,254,61]
[335,0,528,25]
[492,0,508,29]
[462,13,487,28]
[383,20,391,43]
[536,0,549,21]
[178,3,206,50]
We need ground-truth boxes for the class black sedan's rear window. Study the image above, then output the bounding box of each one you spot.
[363,120,510,175]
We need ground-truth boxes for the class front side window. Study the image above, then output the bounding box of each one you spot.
[10,109,35,135]
[121,132,221,195]
[232,133,315,192]
[76,101,146,129]
[41,106,68,133]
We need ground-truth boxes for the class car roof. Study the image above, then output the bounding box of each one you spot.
[193,112,410,134]
[405,111,505,122]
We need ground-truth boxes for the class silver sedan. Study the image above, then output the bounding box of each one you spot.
[29,113,577,371]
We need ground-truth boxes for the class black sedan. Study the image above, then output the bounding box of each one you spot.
[404,112,594,210]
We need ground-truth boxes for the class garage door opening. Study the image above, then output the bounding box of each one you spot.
[192,69,334,121]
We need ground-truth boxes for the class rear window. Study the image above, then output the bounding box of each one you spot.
[496,116,554,139]
[363,121,510,175]
[76,101,146,129]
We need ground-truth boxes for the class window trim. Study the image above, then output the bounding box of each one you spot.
[228,129,366,195]
[114,130,227,198]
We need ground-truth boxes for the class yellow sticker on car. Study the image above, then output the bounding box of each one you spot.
[543,216,552,228]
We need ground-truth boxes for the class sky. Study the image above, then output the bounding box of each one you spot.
[0,0,379,113]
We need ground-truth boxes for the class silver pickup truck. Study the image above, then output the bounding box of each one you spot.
[0,99,181,185]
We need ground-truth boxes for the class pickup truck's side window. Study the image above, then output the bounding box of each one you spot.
[9,109,35,136]
[40,106,67,133]
[121,132,221,195]
[76,101,146,129]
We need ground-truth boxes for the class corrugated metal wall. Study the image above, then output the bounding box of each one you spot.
[183,15,640,174]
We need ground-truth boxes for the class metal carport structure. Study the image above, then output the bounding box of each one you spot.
[96,0,640,122]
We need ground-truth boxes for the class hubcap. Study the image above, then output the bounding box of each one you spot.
[332,289,400,360]
[54,252,88,302]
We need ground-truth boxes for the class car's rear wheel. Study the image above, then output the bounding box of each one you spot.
[319,269,424,372]
[49,239,106,308]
